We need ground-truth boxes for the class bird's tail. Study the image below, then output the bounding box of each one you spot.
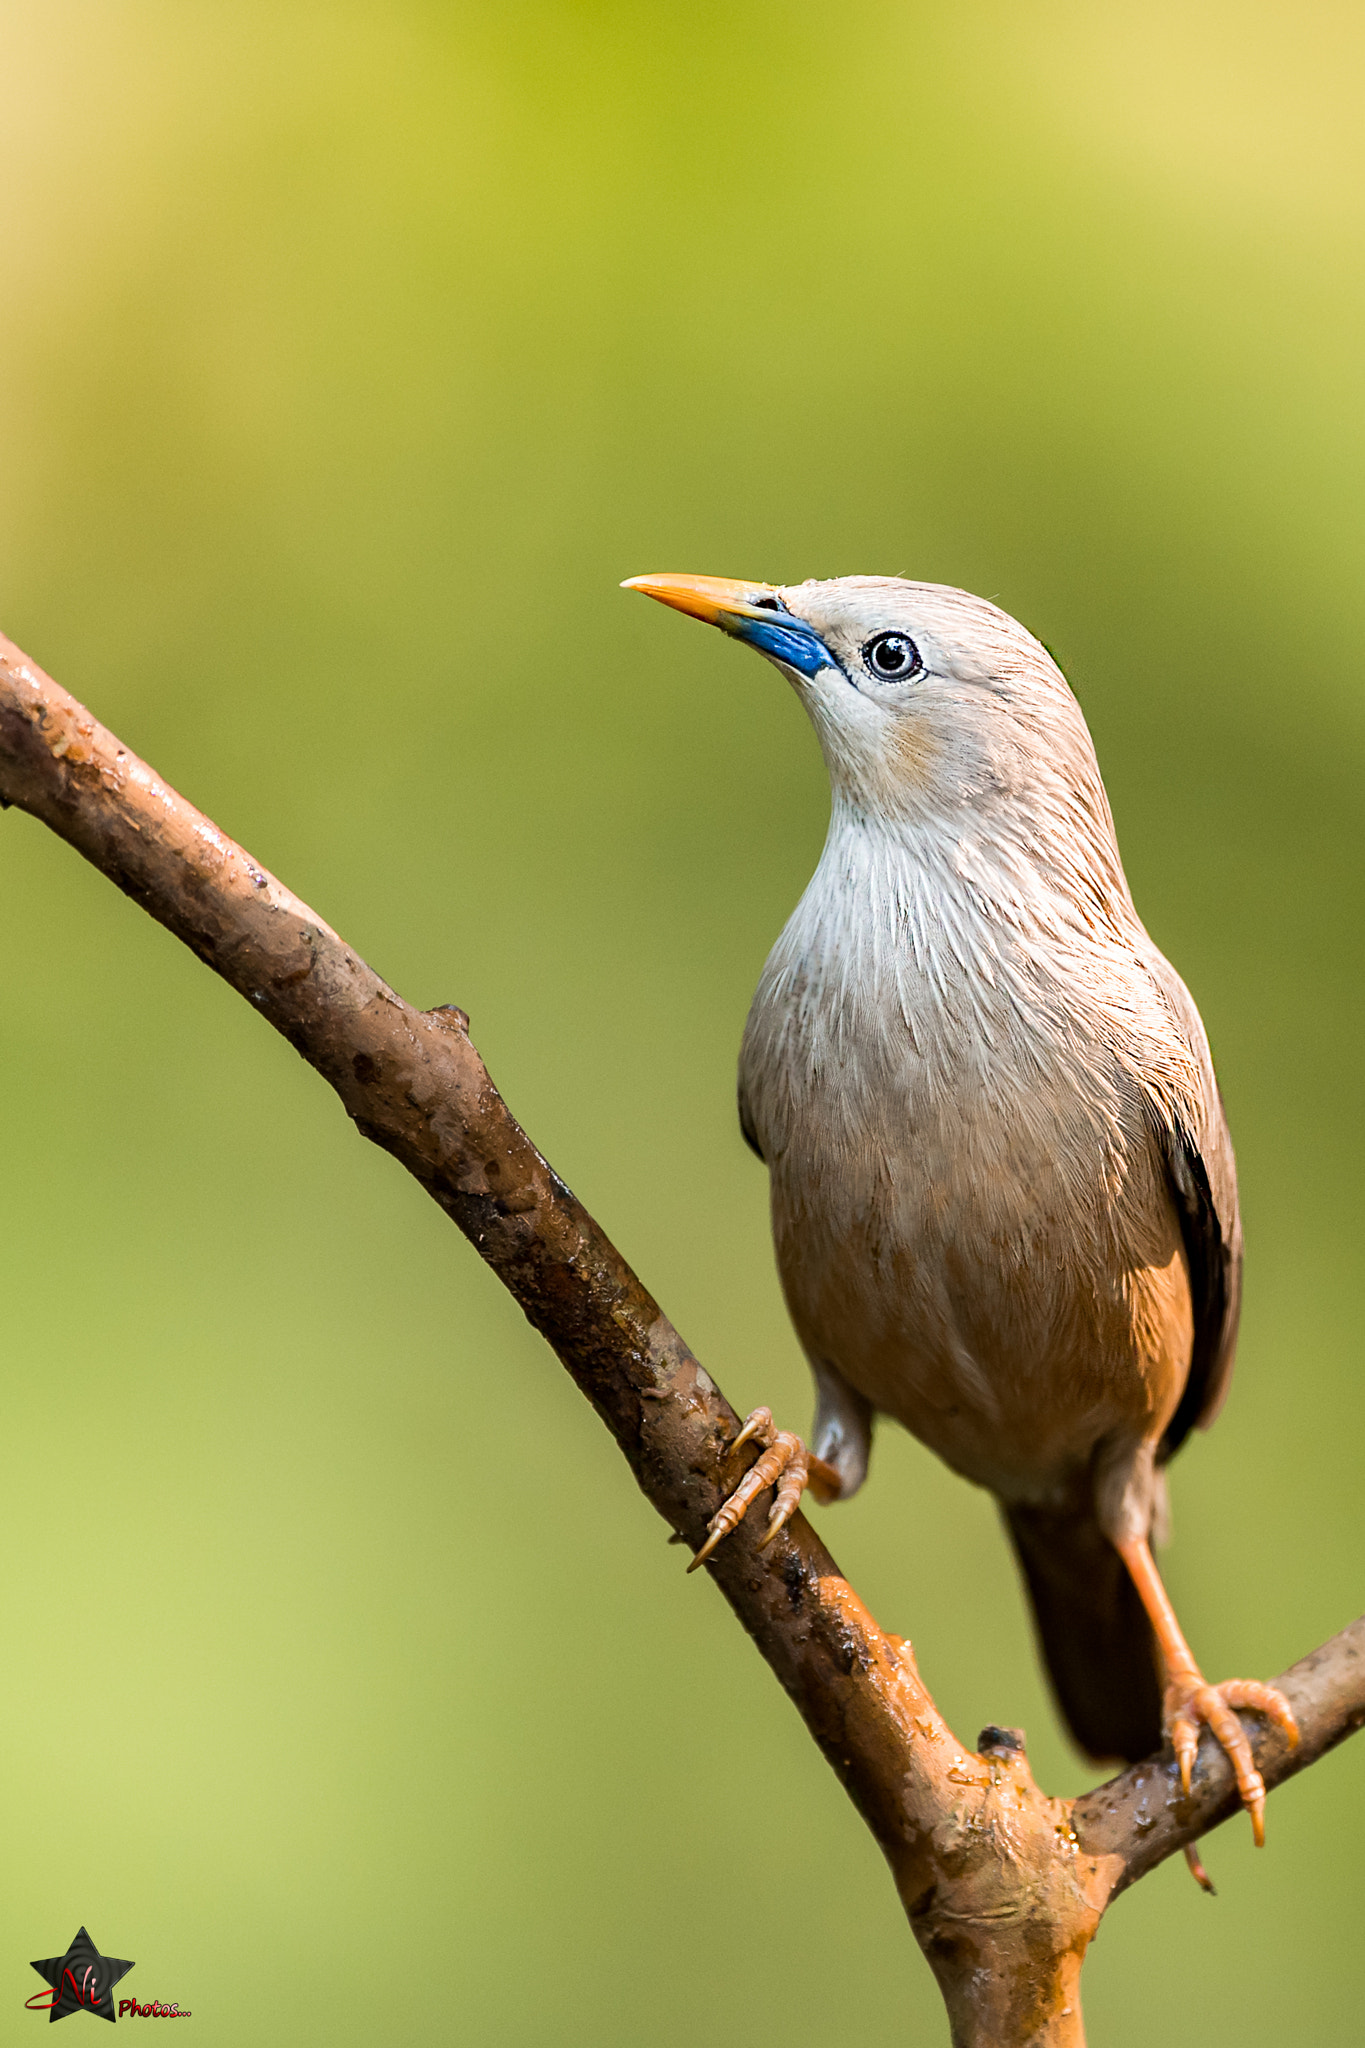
[1002,1501,1163,1764]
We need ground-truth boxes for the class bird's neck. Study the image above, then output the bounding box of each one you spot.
[811,783,1137,959]
[755,786,1144,1064]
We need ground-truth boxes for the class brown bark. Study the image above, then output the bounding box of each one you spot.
[0,628,1359,2046]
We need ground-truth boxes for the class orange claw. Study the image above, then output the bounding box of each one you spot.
[1165,1676,1299,1849]
[688,1407,836,1573]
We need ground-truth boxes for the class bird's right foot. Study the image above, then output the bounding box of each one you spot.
[1163,1673,1299,1847]
[1115,1533,1300,1852]
[688,1407,840,1573]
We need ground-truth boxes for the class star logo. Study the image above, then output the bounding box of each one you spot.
[27,1929,134,2023]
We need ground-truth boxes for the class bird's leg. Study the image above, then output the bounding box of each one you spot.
[688,1407,841,1573]
[1115,1534,1299,1846]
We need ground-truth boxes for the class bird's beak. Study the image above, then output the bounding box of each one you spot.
[622,572,778,628]
[622,573,836,677]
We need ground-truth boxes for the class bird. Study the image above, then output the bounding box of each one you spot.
[624,569,1297,1858]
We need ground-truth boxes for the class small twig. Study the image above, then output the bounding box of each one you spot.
[2,627,1360,2046]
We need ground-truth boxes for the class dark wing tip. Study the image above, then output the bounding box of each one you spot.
[1156,1118,1237,1462]
[738,1088,765,1162]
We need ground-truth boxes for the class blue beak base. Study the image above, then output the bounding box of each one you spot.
[720,608,836,678]
[622,574,837,679]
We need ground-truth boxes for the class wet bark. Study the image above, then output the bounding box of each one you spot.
[1,628,1360,2046]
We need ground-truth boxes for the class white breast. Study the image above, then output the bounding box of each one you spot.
[738,802,1199,1493]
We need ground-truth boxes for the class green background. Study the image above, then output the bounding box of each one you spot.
[1,1,1362,2039]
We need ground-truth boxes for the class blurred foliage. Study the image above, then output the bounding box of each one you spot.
[0,1,1362,2040]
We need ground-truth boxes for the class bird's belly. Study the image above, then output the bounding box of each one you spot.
[768,1098,1193,1502]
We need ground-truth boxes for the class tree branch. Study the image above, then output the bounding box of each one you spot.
[2,627,1360,2046]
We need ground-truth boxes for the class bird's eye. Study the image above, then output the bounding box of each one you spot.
[862,632,923,682]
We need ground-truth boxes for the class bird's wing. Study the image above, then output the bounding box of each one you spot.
[1141,950,1243,1461]
[737,1082,765,1161]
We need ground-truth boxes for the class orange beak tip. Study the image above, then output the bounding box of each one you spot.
[620,571,769,627]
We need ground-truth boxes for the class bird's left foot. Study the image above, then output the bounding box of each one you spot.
[688,1407,840,1573]
[1164,1674,1299,1846]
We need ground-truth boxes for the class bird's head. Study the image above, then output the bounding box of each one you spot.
[623,572,1096,830]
